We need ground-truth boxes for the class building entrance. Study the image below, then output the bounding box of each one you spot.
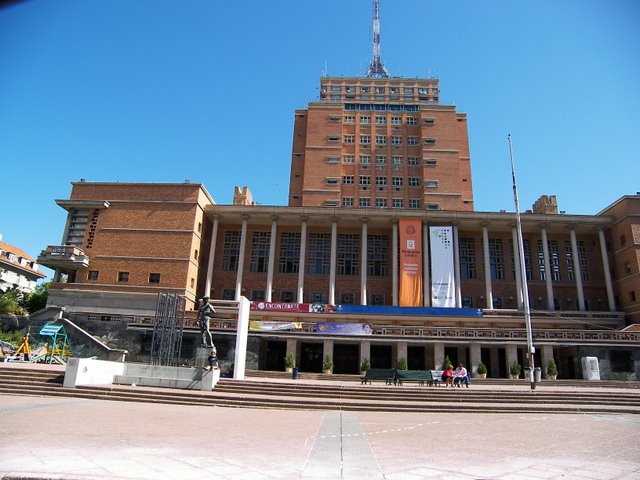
[263,340,286,371]
[407,346,425,370]
[371,344,392,368]
[333,344,359,374]
[300,342,323,373]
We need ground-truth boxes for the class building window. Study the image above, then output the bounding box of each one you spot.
[624,261,632,274]
[407,117,417,125]
[392,177,403,188]
[368,234,389,276]
[391,116,401,125]
[564,240,589,283]
[489,238,505,280]
[360,155,371,165]
[342,175,354,185]
[548,240,561,281]
[194,249,199,260]
[426,203,440,210]
[425,180,438,188]
[326,156,339,164]
[423,137,436,145]
[328,135,340,142]
[344,135,355,144]
[250,232,271,273]
[343,154,354,164]
[610,350,633,372]
[392,198,404,209]
[392,136,402,145]
[360,135,371,145]
[408,137,419,145]
[510,239,533,280]
[251,290,265,302]
[462,296,473,308]
[310,291,324,303]
[620,234,626,246]
[408,156,420,166]
[190,278,195,288]
[392,156,402,166]
[375,155,386,166]
[222,288,235,300]
[630,291,636,302]
[326,177,340,185]
[344,115,355,124]
[222,231,241,272]
[308,233,331,274]
[376,135,386,145]
[279,232,301,274]
[361,116,371,124]
[537,240,547,281]
[341,293,355,304]
[280,291,295,303]
[359,197,371,208]
[337,234,360,275]
[149,273,161,284]
[342,197,354,207]
[371,294,385,306]
[423,158,438,166]
[459,238,476,280]
[409,199,421,209]
[118,271,129,282]
[408,177,420,187]
[88,270,99,281]
[375,176,387,187]
[376,198,387,208]
[493,297,503,309]
[375,86,385,94]
[359,176,371,188]
[375,116,386,125]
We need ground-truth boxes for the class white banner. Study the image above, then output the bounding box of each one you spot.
[430,226,456,307]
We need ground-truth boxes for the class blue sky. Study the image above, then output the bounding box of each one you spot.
[1,0,639,279]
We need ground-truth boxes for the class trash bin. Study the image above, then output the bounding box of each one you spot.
[292,367,299,380]
[534,367,542,383]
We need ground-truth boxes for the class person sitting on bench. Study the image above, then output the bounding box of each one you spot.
[441,366,454,386]
[453,363,469,388]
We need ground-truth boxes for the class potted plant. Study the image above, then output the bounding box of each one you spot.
[397,357,408,370]
[284,353,295,373]
[477,361,487,379]
[442,355,453,370]
[546,359,558,380]
[322,355,333,374]
[360,358,371,375]
[510,362,522,379]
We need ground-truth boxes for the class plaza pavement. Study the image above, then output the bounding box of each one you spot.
[1,389,639,480]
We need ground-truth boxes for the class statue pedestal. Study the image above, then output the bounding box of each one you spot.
[195,345,212,368]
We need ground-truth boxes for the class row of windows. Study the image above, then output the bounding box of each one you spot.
[87,270,162,284]
[344,103,420,112]
[340,176,428,188]
[343,115,418,126]
[341,135,434,145]
[222,287,387,306]
[222,232,390,276]
[338,155,437,167]
[340,197,424,209]
[459,238,591,282]
[324,85,438,95]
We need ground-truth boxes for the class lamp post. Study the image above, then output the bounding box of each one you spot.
[508,134,536,391]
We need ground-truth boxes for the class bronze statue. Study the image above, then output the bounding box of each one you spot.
[197,297,215,347]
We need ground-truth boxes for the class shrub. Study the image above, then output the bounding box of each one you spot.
[547,359,558,376]
[477,361,488,375]
[397,357,408,370]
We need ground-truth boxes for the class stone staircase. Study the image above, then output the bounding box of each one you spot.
[1,365,639,414]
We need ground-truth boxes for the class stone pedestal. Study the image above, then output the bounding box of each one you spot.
[196,345,213,368]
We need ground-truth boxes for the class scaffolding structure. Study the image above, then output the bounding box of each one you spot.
[149,293,186,366]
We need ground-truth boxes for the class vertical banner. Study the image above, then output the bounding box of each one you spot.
[430,226,456,307]
[399,219,423,306]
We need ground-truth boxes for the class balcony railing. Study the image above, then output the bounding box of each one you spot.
[37,245,90,271]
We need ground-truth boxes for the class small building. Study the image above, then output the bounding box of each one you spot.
[0,236,47,293]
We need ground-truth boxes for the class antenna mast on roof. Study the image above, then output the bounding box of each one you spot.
[367,0,389,78]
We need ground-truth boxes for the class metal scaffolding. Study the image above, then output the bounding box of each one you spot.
[149,293,186,366]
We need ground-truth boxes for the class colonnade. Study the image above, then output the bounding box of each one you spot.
[204,214,616,312]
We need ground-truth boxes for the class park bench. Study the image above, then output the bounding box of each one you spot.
[395,370,430,386]
[360,368,396,385]
[427,370,445,386]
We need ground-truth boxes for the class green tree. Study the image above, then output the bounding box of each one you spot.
[0,288,27,315]
[21,282,50,313]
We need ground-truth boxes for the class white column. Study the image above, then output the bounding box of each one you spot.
[482,223,493,309]
[204,215,219,298]
[265,216,278,302]
[540,226,555,310]
[469,343,481,377]
[392,220,399,306]
[511,226,523,309]
[286,338,297,359]
[453,224,462,308]
[235,215,249,301]
[360,218,368,305]
[233,296,250,380]
[297,217,308,303]
[329,217,337,305]
[397,341,408,368]
[570,228,586,311]
[423,222,431,307]
[360,340,371,369]
[598,228,616,311]
[506,345,518,378]
[540,344,554,378]
[432,342,444,370]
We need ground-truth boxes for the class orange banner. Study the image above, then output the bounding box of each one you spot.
[399,219,423,306]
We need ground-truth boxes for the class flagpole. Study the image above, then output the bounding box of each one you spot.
[508,134,536,391]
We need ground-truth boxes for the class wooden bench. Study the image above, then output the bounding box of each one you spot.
[427,370,445,386]
[360,368,396,385]
[395,370,430,386]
